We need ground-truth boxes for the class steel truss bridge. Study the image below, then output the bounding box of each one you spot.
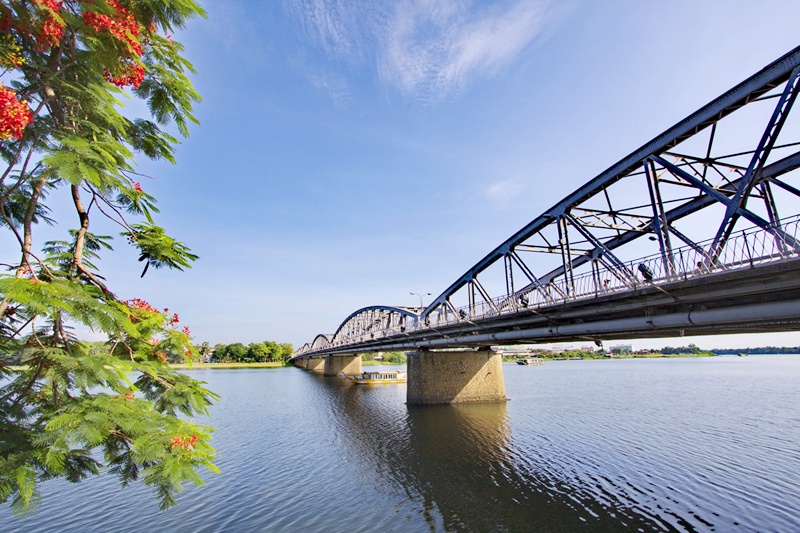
[294,46,800,360]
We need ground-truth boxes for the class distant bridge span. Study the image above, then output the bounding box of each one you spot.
[293,46,800,398]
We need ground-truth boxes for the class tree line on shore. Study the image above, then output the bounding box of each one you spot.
[710,346,800,355]
[1,340,296,366]
[362,352,407,363]
[503,343,800,361]
[203,342,294,364]
[508,344,714,360]
[7,342,796,368]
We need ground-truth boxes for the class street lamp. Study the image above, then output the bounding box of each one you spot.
[410,291,431,309]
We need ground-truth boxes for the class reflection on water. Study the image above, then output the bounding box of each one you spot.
[2,357,799,532]
[310,369,668,532]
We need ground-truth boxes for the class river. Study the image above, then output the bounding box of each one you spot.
[3,355,799,532]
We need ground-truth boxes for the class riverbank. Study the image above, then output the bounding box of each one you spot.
[503,352,717,362]
[3,361,288,372]
[169,362,286,369]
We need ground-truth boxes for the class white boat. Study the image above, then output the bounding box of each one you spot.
[339,370,407,384]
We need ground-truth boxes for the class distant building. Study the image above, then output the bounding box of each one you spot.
[610,344,633,352]
[493,345,540,355]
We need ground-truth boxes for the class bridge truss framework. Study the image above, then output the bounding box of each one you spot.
[294,46,800,359]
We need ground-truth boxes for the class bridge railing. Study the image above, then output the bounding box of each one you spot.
[298,216,800,354]
[422,216,800,328]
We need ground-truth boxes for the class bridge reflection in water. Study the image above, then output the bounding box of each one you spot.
[294,45,800,404]
[315,370,672,531]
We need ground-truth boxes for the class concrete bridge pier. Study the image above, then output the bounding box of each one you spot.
[324,354,362,377]
[306,357,325,372]
[406,348,507,405]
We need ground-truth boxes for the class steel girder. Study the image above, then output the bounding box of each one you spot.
[293,306,417,358]
[303,306,420,354]
[295,46,800,358]
[310,334,334,352]
[420,45,800,327]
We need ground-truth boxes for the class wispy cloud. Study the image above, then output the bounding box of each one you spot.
[284,0,551,101]
[380,1,549,100]
[308,71,352,106]
[484,178,524,208]
[284,0,368,64]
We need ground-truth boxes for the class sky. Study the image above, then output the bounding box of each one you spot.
[24,0,800,350]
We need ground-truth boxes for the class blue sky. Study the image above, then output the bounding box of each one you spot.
[73,1,800,349]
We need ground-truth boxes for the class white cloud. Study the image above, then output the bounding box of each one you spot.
[308,71,352,106]
[484,178,523,208]
[380,0,549,99]
[283,0,375,63]
[284,0,551,101]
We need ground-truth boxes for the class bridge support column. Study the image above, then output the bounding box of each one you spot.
[407,348,507,405]
[324,354,362,377]
[306,357,325,372]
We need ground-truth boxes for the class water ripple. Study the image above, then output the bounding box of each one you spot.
[2,358,799,531]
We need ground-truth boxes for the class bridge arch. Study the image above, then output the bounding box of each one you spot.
[295,46,800,358]
[331,306,419,346]
[421,46,800,327]
[310,334,333,351]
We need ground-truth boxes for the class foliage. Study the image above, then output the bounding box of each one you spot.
[660,344,702,355]
[0,0,214,513]
[382,351,406,364]
[710,346,800,355]
[211,341,294,364]
[360,351,406,364]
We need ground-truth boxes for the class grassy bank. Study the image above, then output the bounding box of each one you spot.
[169,362,286,369]
[4,361,288,371]
[504,351,716,362]
[624,352,716,358]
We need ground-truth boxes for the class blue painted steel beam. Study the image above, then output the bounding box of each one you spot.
[421,45,800,320]
[330,305,420,341]
[513,150,800,296]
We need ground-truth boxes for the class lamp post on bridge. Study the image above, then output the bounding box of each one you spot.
[410,291,431,310]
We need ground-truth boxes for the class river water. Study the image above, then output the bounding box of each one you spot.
[3,355,799,532]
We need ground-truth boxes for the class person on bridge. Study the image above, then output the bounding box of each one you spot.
[638,263,654,282]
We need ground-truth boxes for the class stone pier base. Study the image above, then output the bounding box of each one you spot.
[407,349,507,405]
[324,354,362,377]
[306,357,325,372]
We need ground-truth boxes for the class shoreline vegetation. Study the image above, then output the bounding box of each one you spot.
[5,350,796,372]
[502,351,716,362]
[170,362,285,369]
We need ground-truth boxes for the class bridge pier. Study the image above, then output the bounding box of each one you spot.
[406,348,507,405]
[324,354,362,377]
[306,357,325,372]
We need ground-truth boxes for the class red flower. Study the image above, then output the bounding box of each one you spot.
[126,298,157,313]
[34,0,64,47]
[0,85,33,141]
[83,0,146,87]
[132,181,142,192]
[170,434,198,450]
[36,0,61,11]
[82,0,143,55]
[103,62,145,89]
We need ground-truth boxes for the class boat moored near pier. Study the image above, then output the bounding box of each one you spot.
[339,370,407,384]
